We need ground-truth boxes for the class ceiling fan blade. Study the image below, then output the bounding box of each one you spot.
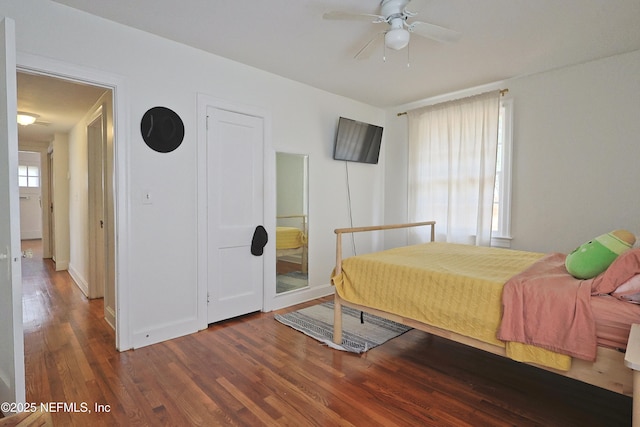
[354,32,385,60]
[404,0,429,14]
[407,21,461,43]
[323,11,385,23]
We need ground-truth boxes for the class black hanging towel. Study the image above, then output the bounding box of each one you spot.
[251,225,268,256]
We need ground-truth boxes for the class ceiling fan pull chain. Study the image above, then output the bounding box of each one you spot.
[407,41,411,67]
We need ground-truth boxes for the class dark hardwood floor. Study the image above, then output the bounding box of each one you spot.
[17,239,632,426]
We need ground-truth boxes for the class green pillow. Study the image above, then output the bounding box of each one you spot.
[565,231,635,279]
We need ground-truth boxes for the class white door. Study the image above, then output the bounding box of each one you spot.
[88,108,106,299]
[0,17,25,408]
[48,151,56,260]
[207,107,264,324]
[18,151,42,240]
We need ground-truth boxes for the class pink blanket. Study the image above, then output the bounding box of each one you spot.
[497,253,597,361]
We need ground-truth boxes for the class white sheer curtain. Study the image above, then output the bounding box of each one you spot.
[407,90,501,246]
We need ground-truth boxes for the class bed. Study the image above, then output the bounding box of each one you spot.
[330,221,640,424]
[276,215,308,273]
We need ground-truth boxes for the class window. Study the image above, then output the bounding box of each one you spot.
[491,98,513,247]
[18,164,40,188]
[407,90,501,246]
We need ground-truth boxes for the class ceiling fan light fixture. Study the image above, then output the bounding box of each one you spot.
[385,28,410,50]
[17,112,38,126]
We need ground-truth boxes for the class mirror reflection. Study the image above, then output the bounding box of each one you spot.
[276,152,309,293]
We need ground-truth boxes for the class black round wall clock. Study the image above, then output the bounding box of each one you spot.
[140,106,185,153]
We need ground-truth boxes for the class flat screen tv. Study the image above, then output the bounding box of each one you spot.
[333,117,383,164]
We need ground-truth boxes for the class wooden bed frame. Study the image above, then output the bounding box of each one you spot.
[331,221,640,425]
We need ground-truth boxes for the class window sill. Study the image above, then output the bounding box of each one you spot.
[491,236,512,248]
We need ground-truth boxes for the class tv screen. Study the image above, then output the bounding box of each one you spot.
[333,117,383,164]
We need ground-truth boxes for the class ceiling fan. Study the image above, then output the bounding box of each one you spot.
[323,0,460,59]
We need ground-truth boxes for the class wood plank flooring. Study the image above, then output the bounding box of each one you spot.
[15,239,632,426]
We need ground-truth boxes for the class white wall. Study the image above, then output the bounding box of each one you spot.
[67,118,89,291]
[1,0,385,349]
[507,50,640,253]
[384,49,640,254]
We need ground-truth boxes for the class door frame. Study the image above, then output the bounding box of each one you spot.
[48,149,54,260]
[17,141,51,258]
[196,94,275,329]
[16,52,131,350]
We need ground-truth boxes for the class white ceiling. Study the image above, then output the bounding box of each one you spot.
[17,72,108,143]
[50,0,640,108]
[18,0,640,143]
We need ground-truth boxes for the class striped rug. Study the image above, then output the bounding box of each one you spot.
[275,301,411,353]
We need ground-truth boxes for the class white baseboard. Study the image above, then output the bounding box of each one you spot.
[132,317,200,349]
[68,264,89,297]
[268,283,334,311]
[104,305,116,330]
[54,259,69,272]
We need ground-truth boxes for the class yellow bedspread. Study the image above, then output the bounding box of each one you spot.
[331,242,573,370]
[276,227,306,250]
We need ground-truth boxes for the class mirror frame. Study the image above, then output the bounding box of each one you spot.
[275,152,309,294]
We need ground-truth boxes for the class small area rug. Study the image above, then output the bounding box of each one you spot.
[274,301,412,353]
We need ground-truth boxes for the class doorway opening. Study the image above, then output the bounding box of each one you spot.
[17,151,42,243]
[17,70,117,333]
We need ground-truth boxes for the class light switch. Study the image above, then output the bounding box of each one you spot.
[142,190,153,205]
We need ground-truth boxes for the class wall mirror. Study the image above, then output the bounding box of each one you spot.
[276,152,309,294]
